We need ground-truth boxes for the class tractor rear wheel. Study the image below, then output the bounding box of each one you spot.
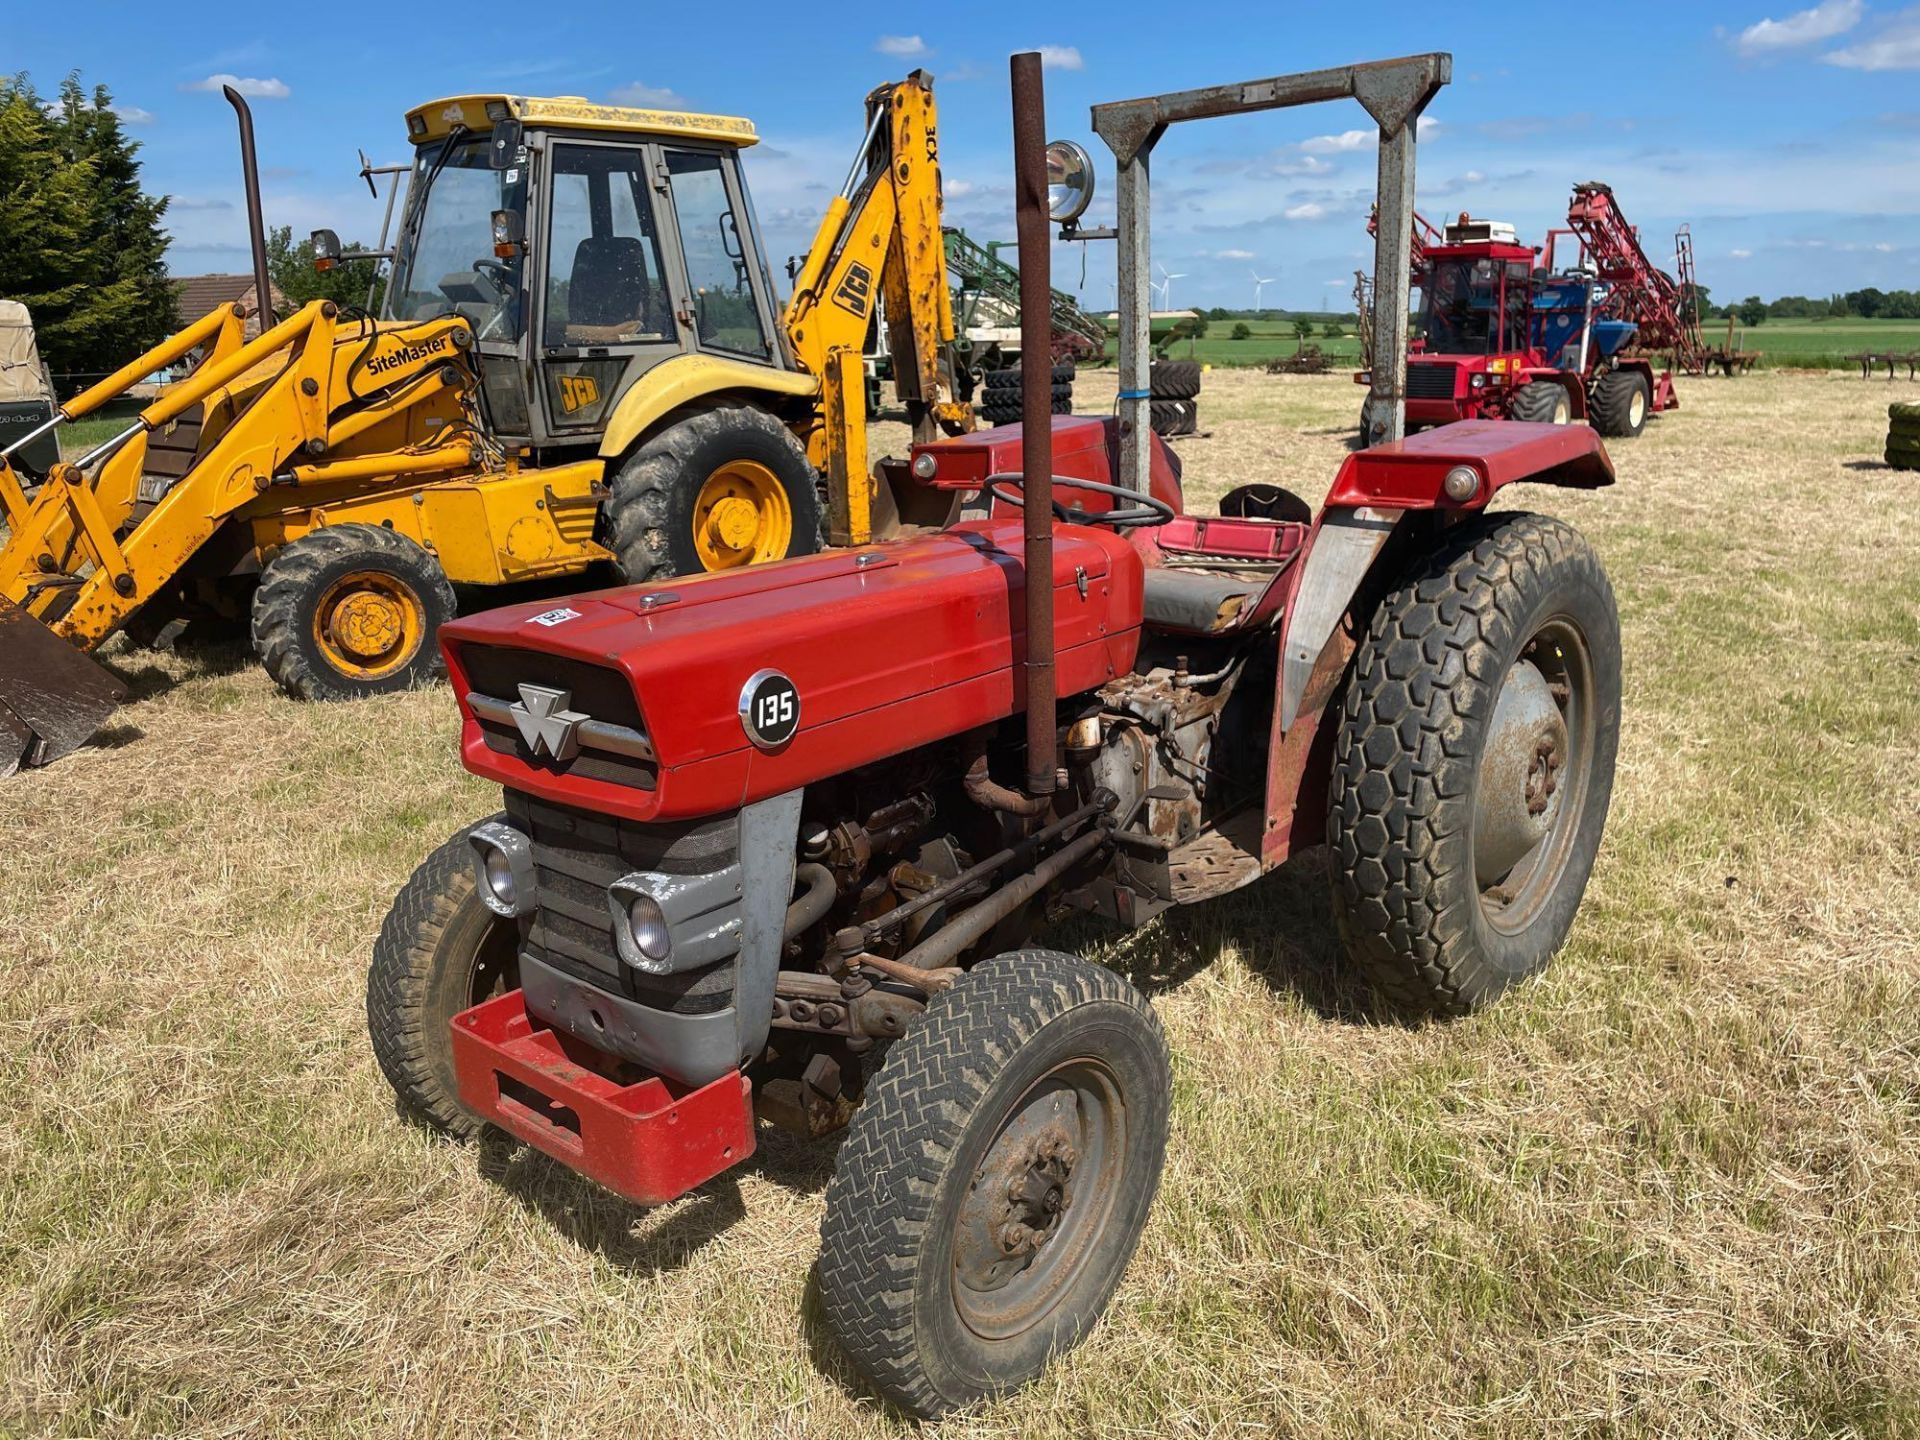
[604,403,821,583]
[1590,370,1650,438]
[366,819,521,1139]
[816,950,1170,1418]
[1150,359,1201,399]
[1327,512,1620,1017]
[251,524,456,701]
[1509,381,1572,425]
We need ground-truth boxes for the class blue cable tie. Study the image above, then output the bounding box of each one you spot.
[1117,388,1152,400]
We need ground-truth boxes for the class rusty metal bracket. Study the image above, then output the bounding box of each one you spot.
[1089,53,1450,492]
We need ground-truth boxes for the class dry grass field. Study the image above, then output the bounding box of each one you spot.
[4,369,1917,1438]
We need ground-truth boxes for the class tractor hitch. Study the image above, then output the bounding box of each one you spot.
[449,989,755,1207]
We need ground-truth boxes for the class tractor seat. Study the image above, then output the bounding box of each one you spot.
[563,236,662,340]
[1141,567,1268,635]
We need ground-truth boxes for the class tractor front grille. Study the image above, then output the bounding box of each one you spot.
[505,792,739,1016]
[1405,362,1460,400]
[461,644,657,791]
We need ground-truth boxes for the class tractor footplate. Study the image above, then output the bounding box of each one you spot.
[449,990,754,1207]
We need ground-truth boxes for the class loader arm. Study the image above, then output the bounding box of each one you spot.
[0,300,477,772]
[780,71,962,547]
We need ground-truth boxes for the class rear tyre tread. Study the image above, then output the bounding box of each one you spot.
[1327,512,1619,1017]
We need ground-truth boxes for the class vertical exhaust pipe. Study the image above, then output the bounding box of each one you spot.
[223,86,276,332]
[1010,51,1056,800]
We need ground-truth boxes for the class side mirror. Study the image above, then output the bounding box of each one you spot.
[1045,139,1094,224]
[491,209,525,259]
[310,228,341,273]
[488,118,523,170]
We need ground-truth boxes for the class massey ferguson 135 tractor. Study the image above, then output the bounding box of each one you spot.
[369,52,1622,1415]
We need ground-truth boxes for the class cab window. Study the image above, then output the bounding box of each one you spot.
[665,150,770,358]
[544,144,672,346]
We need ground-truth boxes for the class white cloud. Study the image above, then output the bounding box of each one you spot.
[1735,0,1863,54]
[1874,240,1896,251]
[1300,128,1372,155]
[1034,45,1084,71]
[1825,5,1920,67]
[184,74,289,99]
[1417,115,1442,138]
[112,104,155,125]
[1284,202,1327,221]
[944,178,976,197]
[608,82,690,108]
[1731,248,1754,258]
[876,35,930,58]
[1215,248,1256,260]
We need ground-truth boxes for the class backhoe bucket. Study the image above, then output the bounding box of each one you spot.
[0,598,126,776]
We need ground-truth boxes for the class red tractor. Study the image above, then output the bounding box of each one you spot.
[368,53,1623,1416]
[1360,183,1703,444]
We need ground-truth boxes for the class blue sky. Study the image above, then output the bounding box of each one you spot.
[9,0,1918,311]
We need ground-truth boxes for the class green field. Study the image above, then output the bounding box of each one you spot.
[1113,316,1920,373]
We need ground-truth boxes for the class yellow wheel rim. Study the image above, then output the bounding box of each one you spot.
[692,460,792,571]
[311,569,425,680]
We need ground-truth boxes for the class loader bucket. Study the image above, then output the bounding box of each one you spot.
[0,597,126,776]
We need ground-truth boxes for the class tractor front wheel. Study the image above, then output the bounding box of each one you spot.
[816,950,1170,1417]
[366,820,521,1139]
[603,403,821,583]
[1590,369,1650,438]
[1508,381,1572,425]
[251,524,456,701]
[1327,512,1621,1016]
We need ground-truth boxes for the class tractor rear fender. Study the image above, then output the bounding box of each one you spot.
[1518,369,1589,420]
[1278,420,1612,731]
[597,354,820,461]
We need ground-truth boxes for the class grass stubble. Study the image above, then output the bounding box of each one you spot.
[2,370,1916,1437]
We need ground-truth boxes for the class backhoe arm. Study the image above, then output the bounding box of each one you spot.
[781,71,961,546]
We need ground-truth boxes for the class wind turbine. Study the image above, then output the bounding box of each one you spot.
[1251,269,1275,311]
[1155,261,1187,313]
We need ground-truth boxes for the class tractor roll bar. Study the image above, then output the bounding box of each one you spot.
[1090,52,1450,489]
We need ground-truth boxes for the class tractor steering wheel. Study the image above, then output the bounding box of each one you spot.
[984,472,1176,529]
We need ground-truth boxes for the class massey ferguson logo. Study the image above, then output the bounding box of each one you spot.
[365,333,451,378]
[509,683,589,761]
[832,262,874,318]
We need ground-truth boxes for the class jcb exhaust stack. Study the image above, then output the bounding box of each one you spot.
[1010,51,1056,799]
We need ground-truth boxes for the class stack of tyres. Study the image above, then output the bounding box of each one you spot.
[1150,360,1201,436]
[1889,402,1920,472]
[978,362,1075,425]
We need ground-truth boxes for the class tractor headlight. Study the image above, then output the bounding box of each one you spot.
[1469,372,1488,390]
[608,874,676,973]
[467,821,536,918]
[912,451,939,480]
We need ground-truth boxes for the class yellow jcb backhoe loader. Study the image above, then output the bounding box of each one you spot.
[0,73,968,775]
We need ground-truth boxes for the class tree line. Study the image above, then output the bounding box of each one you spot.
[1691,286,1920,327]
[0,72,174,382]
[2,70,383,388]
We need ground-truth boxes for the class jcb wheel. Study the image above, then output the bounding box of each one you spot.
[1591,369,1650,438]
[604,403,820,583]
[1328,512,1621,1017]
[251,524,455,701]
[1508,381,1572,425]
[816,950,1170,1418]
[366,819,520,1139]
